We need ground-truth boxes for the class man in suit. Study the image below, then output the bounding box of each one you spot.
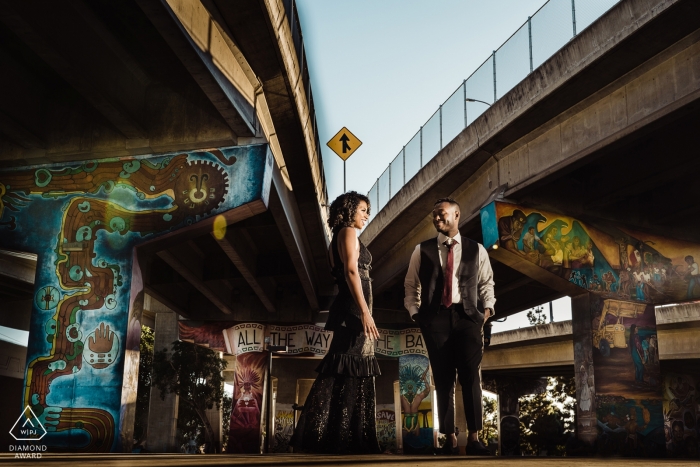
[404,198,495,455]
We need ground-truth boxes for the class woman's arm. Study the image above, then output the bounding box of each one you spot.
[337,227,380,340]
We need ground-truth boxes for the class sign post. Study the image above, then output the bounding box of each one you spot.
[327,127,362,192]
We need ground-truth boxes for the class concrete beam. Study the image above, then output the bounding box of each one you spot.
[220,0,334,295]
[489,321,573,348]
[657,321,700,360]
[0,341,26,379]
[484,309,700,371]
[483,340,574,371]
[137,0,255,138]
[0,110,45,149]
[0,2,148,139]
[0,300,31,331]
[0,252,36,285]
[488,248,585,298]
[157,249,233,314]
[268,166,319,311]
[363,0,700,295]
[213,228,277,313]
[656,302,700,324]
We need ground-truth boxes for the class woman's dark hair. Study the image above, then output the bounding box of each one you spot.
[327,191,371,233]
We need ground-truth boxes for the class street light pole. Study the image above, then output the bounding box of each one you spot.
[466,98,492,107]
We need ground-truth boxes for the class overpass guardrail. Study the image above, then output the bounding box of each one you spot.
[367,0,620,214]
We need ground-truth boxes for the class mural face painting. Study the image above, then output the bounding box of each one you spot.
[398,354,433,454]
[0,145,272,452]
[486,202,700,304]
[228,351,268,454]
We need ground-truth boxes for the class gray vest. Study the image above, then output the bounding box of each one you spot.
[418,236,483,321]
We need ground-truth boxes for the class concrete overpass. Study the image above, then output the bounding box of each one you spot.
[362,0,700,318]
[0,0,334,452]
[483,302,700,374]
[360,0,700,457]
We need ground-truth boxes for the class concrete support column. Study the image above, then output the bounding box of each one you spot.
[571,293,665,456]
[146,301,180,452]
[497,388,521,456]
[571,293,597,446]
[205,403,222,452]
[484,376,546,456]
[204,351,224,453]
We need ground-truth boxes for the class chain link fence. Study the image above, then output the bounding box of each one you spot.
[367,0,620,215]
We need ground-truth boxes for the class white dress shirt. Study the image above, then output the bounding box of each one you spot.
[404,232,496,319]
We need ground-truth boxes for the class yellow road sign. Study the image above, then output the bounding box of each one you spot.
[327,127,362,161]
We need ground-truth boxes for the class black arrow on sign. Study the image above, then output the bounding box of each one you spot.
[339,133,351,153]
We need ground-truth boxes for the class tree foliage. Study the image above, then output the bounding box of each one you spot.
[526,305,548,325]
[221,392,233,452]
[152,341,227,453]
[134,325,154,446]
[519,376,576,456]
[479,395,498,446]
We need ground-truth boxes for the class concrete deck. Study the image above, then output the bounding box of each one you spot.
[0,454,698,466]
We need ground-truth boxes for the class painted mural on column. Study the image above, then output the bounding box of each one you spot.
[482,201,700,303]
[663,372,699,458]
[479,201,699,457]
[270,403,295,453]
[228,351,268,454]
[179,322,433,453]
[590,299,665,457]
[398,354,434,454]
[0,144,273,452]
[375,404,397,452]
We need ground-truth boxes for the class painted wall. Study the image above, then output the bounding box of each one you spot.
[663,371,699,458]
[483,201,700,304]
[376,404,396,452]
[398,354,433,454]
[590,300,665,457]
[480,202,696,457]
[0,144,272,452]
[228,351,268,454]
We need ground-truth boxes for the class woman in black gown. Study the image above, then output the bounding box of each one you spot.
[291,191,381,454]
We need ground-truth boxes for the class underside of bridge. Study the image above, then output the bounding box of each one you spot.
[0,0,333,452]
[360,0,700,457]
[366,0,700,322]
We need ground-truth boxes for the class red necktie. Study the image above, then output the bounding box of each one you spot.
[442,239,457,308]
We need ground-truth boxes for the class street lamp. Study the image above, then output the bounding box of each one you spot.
[466,98,492,106]
[264,341,288,453]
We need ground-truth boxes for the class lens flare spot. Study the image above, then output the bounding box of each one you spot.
[212,214,227,240]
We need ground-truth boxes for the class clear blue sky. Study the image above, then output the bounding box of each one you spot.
[296,0,551,203]
[295,1,590,330]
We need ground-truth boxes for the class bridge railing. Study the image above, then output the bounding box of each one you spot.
[367,0,620,214]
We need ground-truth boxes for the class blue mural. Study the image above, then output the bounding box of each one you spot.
[398,354,433,453]
[0,144,273,452]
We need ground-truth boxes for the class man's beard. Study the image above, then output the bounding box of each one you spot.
[435,223,452,235]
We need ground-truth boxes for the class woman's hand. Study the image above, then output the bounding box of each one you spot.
[361,309,380,340]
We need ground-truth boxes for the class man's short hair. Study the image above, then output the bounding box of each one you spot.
[434,197,460,212]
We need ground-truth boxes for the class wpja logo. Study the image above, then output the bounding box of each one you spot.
[8,406,48,459]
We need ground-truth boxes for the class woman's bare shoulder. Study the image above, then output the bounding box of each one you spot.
[336,226,359,251]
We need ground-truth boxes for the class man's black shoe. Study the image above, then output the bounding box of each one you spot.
[465,440,491,456]
[435,443,459,455]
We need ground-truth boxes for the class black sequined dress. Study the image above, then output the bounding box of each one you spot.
[290,234,381,454]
